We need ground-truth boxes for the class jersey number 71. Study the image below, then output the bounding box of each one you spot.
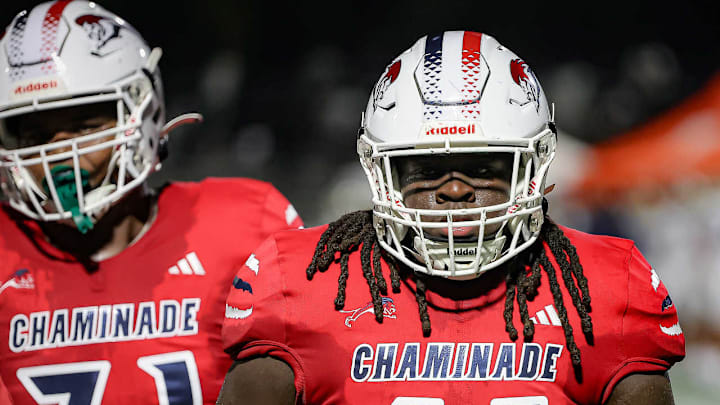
[16,351,201,405]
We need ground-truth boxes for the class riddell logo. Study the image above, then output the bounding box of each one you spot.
[425,124,476,136]
[14,80,58,95]
[453,247,477,256]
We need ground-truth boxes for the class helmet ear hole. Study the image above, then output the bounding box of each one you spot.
[157,135,169,162]
[152,107,162,124]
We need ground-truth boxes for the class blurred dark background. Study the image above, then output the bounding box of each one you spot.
[2,1,720,402]
[4,0,717,225]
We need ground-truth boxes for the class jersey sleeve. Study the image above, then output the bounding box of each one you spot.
[601,244,686,402]
[222,235,305,403]
[261,185,303,236]
[0,375,12,405]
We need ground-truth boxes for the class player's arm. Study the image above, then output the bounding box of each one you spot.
[604,373,674,405]
[261,184,303,235]
[0,374,13,405]
[221,235,304,404]
[216,357,295,405]
[599,244,684,403]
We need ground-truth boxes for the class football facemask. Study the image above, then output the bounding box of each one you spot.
[358,31,557,278]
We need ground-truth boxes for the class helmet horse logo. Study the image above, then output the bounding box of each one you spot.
[75,14,125,56]
[372,60,401,111]
[509,58,541,112]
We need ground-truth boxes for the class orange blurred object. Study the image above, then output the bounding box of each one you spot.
[573,72,720,206]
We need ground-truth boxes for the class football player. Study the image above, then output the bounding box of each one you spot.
[0,1,302,404]
[219,31,685,404]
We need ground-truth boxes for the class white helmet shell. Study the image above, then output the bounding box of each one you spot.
[0,1,197,232]
[0,1,155,104]
[358,31,557,278]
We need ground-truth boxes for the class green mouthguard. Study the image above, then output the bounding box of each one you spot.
[42,165,94,234]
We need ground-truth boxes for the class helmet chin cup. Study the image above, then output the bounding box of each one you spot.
[42,165,94,233]
[84,184,117,218]
[38,165,118,234]
[410,234,506,275]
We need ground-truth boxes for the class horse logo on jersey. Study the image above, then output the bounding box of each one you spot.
[372,60,401,111]
[75,14,135,56]
[509,58,541,112]
[661,295,673,312]
[339,297,397,328]
[0,269,35,295]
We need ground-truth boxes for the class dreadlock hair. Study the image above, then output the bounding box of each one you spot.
[306,206,593,368]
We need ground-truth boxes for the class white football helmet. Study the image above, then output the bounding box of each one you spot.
[0,1,200,232]
[358,31,557,278]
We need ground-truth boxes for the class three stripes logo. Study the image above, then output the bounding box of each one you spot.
[168,252,206,276]
[530,304,561,327]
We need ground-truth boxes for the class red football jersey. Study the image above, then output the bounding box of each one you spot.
[0,375,11,404]
[0,178,303,405]
[223,225,685,405]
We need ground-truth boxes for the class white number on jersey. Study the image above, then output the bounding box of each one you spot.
[17,351,202,404]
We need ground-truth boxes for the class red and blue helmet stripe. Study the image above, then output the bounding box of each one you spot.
[419,31,487,120]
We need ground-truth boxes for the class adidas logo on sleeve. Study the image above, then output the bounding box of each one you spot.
[530,305,561,327]
[168,252,206,276]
